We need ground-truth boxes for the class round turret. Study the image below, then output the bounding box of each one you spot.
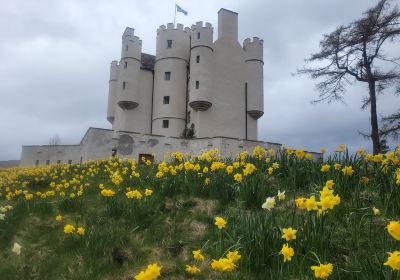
[189,22,214,111]
[152,23,190,137]
[107,60,119,124]
[243,37,264,120]
[117,27,142,110]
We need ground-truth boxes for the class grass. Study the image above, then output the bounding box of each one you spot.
[0,146,399,279]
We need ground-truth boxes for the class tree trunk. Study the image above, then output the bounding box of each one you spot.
[368,80,380,154]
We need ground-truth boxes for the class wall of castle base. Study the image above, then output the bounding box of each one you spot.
[20,127,322,167]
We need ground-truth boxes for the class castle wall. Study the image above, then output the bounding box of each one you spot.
[20,145,82,167]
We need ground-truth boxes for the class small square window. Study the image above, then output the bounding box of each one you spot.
[165,72,171,80]
[163,96,170,104]
[196,55,200,63]
[162,120,169,128]
[124,61,128,69]
[197,32,200,39]
[122,81,126,89]
[167,40,172,48]
[196,81,199,89]
[46,160,50,165]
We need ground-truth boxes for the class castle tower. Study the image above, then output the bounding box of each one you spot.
[243,37,264,140]
[152,23,190,137]
[195,9,247,139]
[188,22,214,136]
[107,60,119,125]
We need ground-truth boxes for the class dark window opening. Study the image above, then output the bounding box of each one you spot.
[163,96,170,104]
[197,32,200,39]
[196,81,199,89]
[164,72,171,80]
[167,40,172,48]
[46,160,50,165]
[35,160,39,166]
[196,55,200,63]
[125,45,128,51]
[122,81,126,89]
[163,120,169,128]
[124,61,128,68]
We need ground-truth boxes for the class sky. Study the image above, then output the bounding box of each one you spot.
[0,0,399,160]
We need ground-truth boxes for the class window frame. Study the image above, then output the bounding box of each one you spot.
[162,120,169,128]
[167,40,172,48]
[163,96,170,104]
[164,72,171,81]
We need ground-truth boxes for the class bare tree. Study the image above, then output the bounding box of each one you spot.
[380,109,400,139]
[48,134,61,146]
[298,0,400,154]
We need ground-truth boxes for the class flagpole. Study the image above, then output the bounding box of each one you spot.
[174,4,177,27]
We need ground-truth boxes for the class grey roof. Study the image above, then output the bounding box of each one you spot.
[141,53,155,71]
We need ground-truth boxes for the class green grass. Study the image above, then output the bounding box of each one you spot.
[0,147,399,279]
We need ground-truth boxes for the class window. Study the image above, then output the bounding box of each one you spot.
[196,55,200,63]
[124,61,128,69]
[164,72,171,80]
[167,40,172,48]
[125,45,128,51]
[68,160,72,164]
[163,96,170,104]
[196,81,199,89]
[122,81,126,89]
[46,160,50,165]
[162,120,169,128]
[35,160,39,166]
[197,32,200,39]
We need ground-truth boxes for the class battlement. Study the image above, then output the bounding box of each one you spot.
[243,37,264,49]
[157,23,189,34]
[190,21,213,31]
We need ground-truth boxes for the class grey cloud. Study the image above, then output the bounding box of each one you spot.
[0,0,399,160]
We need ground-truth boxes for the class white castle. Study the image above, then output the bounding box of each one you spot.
[20,9,317,166]
[108,8,264,140]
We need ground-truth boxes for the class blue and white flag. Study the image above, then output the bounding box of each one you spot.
[176,4,188,15]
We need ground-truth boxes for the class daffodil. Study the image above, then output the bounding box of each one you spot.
[215,216,227,229]
[280,243,294,262]
[282,227,297,241]
[311,263,334,279]
[262,197,275,211]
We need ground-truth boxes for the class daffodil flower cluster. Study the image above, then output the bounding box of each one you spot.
[296,180,340,215]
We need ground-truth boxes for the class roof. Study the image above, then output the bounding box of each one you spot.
[141,53,155,71]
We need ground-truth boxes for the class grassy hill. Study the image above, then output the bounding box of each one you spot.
[0,146,400,279]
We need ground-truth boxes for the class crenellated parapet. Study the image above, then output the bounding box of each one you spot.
[155,23,190,62]
[190,21,213,49]
[121,27,142,61]
[243,37,264,62]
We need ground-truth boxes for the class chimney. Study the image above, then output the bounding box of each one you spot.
[218,8,238,42]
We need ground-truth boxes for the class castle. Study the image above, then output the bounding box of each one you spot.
[108,8,264,141]
[20,9,318,166]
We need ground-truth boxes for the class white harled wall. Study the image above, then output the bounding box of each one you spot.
[152,23,190,137]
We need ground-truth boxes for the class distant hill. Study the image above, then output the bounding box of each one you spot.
[0,160,20,168]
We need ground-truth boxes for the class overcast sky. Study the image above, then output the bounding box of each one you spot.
[0,0,399,160]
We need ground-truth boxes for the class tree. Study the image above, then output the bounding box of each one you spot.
[298,0,400,154]
[182,123,196,139]
[380,109,400,139]
[48,134,61,146]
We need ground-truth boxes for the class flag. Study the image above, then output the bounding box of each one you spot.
[176,4,188,16]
